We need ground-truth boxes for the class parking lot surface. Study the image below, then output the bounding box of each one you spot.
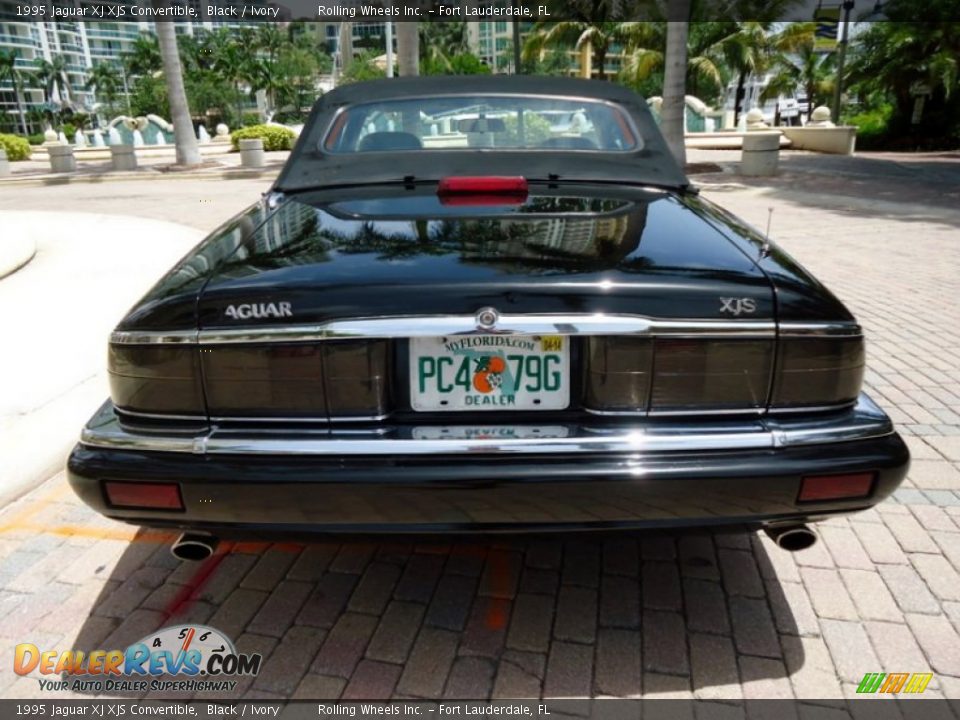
[1,165,959,702]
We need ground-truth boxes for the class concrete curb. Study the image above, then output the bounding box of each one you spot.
[0,227,37,280]
[0,164,284,188]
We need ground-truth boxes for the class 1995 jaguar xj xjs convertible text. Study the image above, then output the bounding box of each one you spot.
[67,76,909,560]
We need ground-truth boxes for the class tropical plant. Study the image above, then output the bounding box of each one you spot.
[0,132,31,161]
[419,22,469,72]
[85,62,122,114]
[230,124,295,151]
[340,51,386,85]
[761,26,835,120]
[156,21,200,165]
[33,55,71,106]
[423,53,492,77]
[123,34,162,77]
[524,20,647,80]
[205,29,256,122]
[0,49,29,134]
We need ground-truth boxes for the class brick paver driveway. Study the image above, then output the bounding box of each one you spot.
[1,176,958,702]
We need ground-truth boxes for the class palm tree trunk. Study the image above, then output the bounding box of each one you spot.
[734,70,746,126]
[156,19,200,165]
[661,17,690,166]
[397,22,419,77]
[595,47,607,80]
[15,86,28,135]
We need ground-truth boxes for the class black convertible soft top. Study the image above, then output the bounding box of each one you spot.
[273,75,689,193]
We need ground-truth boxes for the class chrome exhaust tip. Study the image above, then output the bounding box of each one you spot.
[765,524,817,552]
[171,532,218,562]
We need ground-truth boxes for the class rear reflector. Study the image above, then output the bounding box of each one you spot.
[798,473,875,503]
[105,481,184,510]
[437,176,528,205]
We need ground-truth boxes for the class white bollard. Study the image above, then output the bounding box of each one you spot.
[239,138,265,169]
[110,144,138,171]
[0,148,9,177]
[741,132,780,176]
[47,144,77,173]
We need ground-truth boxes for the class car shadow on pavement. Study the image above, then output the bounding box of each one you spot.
[57,528,803,700]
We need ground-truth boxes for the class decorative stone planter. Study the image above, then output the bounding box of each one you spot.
[239,138,265,169]
[0,147,9,178]
[110,144,138,171]
[47,144,77,173]
[781,126,858,155]
[741,132,781,176]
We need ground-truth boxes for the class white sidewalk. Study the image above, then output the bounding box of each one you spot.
[0,212,204,506]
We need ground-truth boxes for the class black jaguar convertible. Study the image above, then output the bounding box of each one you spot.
[67,77,908,560]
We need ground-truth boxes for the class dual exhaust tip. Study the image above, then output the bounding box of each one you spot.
[169,525,817,561]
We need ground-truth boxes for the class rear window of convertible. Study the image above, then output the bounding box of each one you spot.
[323,95,640,154]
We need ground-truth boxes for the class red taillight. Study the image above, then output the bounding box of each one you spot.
[105,481,184,510]
[437,176,528,206]
[798,473,875,503]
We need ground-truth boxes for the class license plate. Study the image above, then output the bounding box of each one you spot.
[410,336,569,412]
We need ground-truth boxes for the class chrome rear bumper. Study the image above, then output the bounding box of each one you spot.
[78,393,895,457]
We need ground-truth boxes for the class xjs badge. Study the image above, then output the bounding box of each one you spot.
[225,302,292,320]
[719,297,757,316]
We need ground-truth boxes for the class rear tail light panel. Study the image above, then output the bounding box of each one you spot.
[771,335,865,409]
[104,481,184,511]
[798,472,875,503]
[108,345,205,416]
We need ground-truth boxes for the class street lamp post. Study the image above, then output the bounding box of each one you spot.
[831,0,856,124]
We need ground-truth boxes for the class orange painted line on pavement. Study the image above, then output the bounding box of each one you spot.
[0,522,176,543]
[484,549,511,631]
[0,483,69,534]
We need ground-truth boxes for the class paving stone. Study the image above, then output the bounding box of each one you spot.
[602,538,639,577]
[348,562,401,615]
[292,674,347,700]
[311,612,378,678]
[640,536,677,561]
[544,640,593,698]
[883,513,941,553]
[729,596,781,658]
[365,601,425,664]
[678,534,720,581]
[396,627,459,698]
[689,632,741,700]
[492,653,542,699]
[424,574,476,631]
[458,597,509,659]
[191,552,258,604]
[642,610,688,675]
[642,672,692,699]
[909,552,960,602]
[506,593,554,653]
[252,625,326,696]
[90,567,168,619]
[817,526,874,570]
[296,572,358,629]
[800,567,858,621]
[791,536,836,569]
[394,553,444,603]
[851,522,909,565]
[839,569,902,622]
[478,550,522,599]
[444,657,495,699]
[599,574,640,629]
[342,659,402,699]
[239,546,299,591]
[525,540,561,570]
[820,619,881,684]
[766,580,819,637]
[683,578,730,636]
[247,579,313,638]
[329,543,376,575]
[908,460,960,491]
[553,585,597,643]
[878,564,942,614]
[519,567,558,596]
[715,532,752,550]
[926,437,960,462]
[445,543,487,577]
[863,621,929,671]
[751,534,801,583]
[286,543,339,582]
[718,549,764,598]
[642,561,682,611]
[594,628,641,697]
[905,613,960,675]
[909,504,958,532]
[739,656,794,699]
[933,530,960,572]
[207,588,268,640]
[561,540,601,588]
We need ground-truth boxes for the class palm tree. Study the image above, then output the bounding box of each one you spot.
[123,34,162,77]
[396,22,419,77]
[524,20,647,80]
[206,29,254,124]
[85,62,122,115]
[761,27,835,121]
[662,16,691,165]
[0,49,29,134]
[418,22,468,72]
[156,21,200,165]
[33,55,71,106]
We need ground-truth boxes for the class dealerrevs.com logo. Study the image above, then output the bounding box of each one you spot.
[14,625,262,694]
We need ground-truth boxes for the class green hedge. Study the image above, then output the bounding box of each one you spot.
[230,124,296,152]
[0,133,31,161]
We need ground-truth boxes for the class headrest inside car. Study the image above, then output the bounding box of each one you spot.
[357,132,423,152]
[538,136,599,150]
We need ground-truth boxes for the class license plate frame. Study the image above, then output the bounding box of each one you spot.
[409,335,570,412]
